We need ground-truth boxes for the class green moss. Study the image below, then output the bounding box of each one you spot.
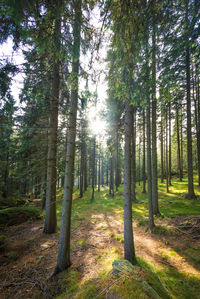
[109,277,149,299]
[76,239,87,246]
[0,206,41,226]
[73,279,97,299]
[114,235,122,241]
[56,269,79,298]
[138,257,200,299]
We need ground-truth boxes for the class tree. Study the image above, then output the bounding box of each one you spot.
[124,96,136,264]
[55,0,82,272]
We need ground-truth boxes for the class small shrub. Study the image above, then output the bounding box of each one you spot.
[136,219,146,227]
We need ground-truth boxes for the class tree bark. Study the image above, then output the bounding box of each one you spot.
[91,136,96,201]
[160,105,164,183]
[44,9,61,234]
[176,103,182,181]
[185,0,195,198]
[55,0,82,272]
[132,108,137,202]
[165,104,169,193]
[124,97,136,264]
[146,101,155,229]
[98,143,101,192]
[142,110,146,193]
[151,17,159,215]
[109,155,114,196]
[168,102,172,186]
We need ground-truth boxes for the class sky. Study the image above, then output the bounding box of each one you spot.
[0,6,109,138]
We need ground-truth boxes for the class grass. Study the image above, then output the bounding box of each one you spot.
[55,174,200,233]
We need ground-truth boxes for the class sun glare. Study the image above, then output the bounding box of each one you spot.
[90,119,106,135]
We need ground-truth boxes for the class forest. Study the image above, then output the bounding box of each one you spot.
[0,0,200,298]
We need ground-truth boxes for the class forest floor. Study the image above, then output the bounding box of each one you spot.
[0,176,200,299]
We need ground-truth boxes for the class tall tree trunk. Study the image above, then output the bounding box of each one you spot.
[91,136,96,201]
[84,141,87,191]
[138,135,141,186]
[44,9,61,234]
[124,97,136,264]
[115,128,120,191]
[180,105,183,180]
[160,105,164,183]
[79,135,84,198]
[169,102,172,186]
[151,17,159,215]
[142,110,146,193]
[176,103,182,181]
[193,72,200,186]
[106,157,109,186]
[98,144,101,192]
[55,0,82,272]
[101,152,104,186]
[166,104,169,193]
[146,102,155,229]
[109,155,114,196]
[185,0,195,198]
[132,108,137,202]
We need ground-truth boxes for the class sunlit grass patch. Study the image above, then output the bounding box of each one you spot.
[76,239,87,246]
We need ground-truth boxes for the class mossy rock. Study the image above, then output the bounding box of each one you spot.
[0,206,41,226]
[0,197,27,209]
[112,259,163,299]
[62,260,170,299]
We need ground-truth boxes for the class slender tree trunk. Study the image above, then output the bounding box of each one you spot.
[109,155,114,196]
[166,104,169,193]
[55,0,82,272]
[44,10,61,234]
[106,158,109,186]
[142,110,146,193]
[176,103,182,181]
[160,106,164,183]
[98,144,101,192]
[84,141,87,191]
[151,18,159,215]
[79,135,84,198]
[197,77,200,187]
[193,73,200,186]
[180,105,183,180]
[91,136,96,201]
[101,152,104,187]
[124,97,136,264]
[3,137,10,198]
[115,128,120,191]
[185,0,195,198]
[169,102,172,185]
[138,135,141,186]
[132,108,137,202]
[146,101,155,229]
